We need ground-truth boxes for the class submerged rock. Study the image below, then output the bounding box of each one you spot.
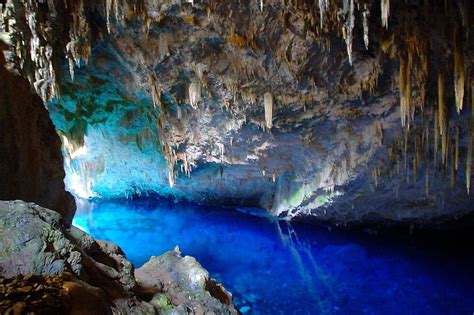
[0,200,237,314]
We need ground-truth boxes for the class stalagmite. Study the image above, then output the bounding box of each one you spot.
[454,28,465,113]
[362,5,370,50]
[264,92,273,129]
[189,81,202,109]
[381,0,390,29]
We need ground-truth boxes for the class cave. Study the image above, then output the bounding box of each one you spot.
[1,0,474,314]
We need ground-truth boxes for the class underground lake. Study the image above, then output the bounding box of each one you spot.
[3,1,474,313]
[73,198,474,315]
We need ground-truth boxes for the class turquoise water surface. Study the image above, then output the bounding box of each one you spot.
[73,198,474,315]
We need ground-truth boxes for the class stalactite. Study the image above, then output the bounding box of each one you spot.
[159,33,170,59]
[455,126,460,171]
[467,126,472,194]
[177,105,182,120]
[106,0,113,33]
[189,81,202,109]
[217,143,225,163]
[373,168,378,188]
[467,93,473,194]
[399,57,409,127]
[264,92,273,129]
[413,134,419,183]
[396,153,400,175]
[362,4,370,50]
[450,141,456,190]
[413,159,417,184]
[419,57,428,110]
[342,0,355,65]
[168,168,175,188]
[438,73,448,165]
[0,4,6,33]
[381,0,390,29]
[259,0,264,12]
[441,131,449,167]
[404,128,408,174]
[149,75,162,109]
[454,27,465,113]
[318,0,327,29]
[425,165,429,197]
[434,109,439,165]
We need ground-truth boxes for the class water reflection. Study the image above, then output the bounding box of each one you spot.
[74,198,474,315]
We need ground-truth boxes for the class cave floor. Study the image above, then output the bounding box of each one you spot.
[73,198,474,315]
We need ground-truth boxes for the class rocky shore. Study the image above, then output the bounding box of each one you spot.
[0,200,238,314]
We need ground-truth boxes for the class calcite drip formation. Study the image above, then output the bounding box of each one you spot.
[1,0,473,220]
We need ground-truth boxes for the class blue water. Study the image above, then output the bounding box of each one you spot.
[73,198,474,315]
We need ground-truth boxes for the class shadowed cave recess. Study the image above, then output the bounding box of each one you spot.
[1,0,474,314]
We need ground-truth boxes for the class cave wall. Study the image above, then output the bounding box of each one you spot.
[1,0,474,224]
[0,42,75,223]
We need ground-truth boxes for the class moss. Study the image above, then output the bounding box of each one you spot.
[151,293,174,312]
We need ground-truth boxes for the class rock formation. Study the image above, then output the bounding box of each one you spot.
[0,200,238,314]
[1,0,473,223]
[0,40,75,223]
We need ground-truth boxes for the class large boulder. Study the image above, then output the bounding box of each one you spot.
[136,247,238,314]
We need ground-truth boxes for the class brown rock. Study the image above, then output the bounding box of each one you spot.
[17,286,33,293]
[10,302,26,315]
[0,45,75,223]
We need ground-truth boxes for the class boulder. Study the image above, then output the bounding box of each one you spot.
[136,247,238,314]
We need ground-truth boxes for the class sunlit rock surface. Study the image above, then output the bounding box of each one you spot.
[135,248,238,314]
